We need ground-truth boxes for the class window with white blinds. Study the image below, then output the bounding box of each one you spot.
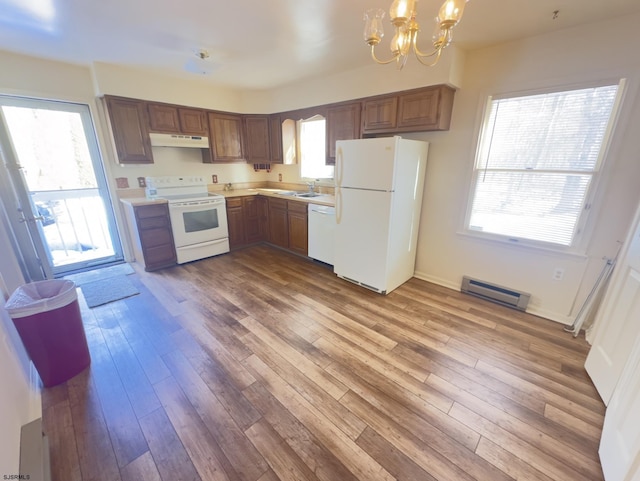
[467,83,621,247]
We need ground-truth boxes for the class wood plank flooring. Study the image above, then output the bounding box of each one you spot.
[42,245,605,481]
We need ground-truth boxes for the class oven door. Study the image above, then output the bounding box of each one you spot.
[168,198,229,248]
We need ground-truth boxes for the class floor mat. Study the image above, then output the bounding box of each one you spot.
[80,275,139,308]
[65,263,134,286]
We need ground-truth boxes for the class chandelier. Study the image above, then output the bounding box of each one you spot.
[364,0,469,69]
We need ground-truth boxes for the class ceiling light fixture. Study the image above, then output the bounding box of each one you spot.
[184,48,215,75]
[364,0,469,69]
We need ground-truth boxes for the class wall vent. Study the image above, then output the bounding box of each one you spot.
[461,276,530,311]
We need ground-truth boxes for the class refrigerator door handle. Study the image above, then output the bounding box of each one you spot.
[335,186,342,225]
[335,146,344,188]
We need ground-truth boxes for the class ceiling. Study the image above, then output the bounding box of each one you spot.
[1,0,640,91]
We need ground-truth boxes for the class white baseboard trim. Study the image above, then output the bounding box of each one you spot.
[413,271,574,326]
[413,271,460,292]
[29,362,42,420]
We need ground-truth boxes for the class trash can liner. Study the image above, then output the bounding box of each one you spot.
[6,279,90,387]
[5,279,77,318]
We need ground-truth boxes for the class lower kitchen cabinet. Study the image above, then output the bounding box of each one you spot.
[226,198,247,249]
[287,201,308,256]
[268,197,308,255]
[245,196,269,244]
[227,196,270,249]
[227,195,309,255]
[122,202,176,271]
[268,198,289,249]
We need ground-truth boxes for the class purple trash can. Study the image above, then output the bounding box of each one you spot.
[6,279,91,387]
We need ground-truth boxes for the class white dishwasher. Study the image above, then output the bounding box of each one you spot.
[308,204,336,266]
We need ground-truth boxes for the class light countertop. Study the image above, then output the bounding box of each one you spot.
[216,188,335,207]
[119,189,335,208]
[120,197,168,207]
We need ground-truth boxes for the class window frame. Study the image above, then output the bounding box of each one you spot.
[462,79,625,253]
[297,114,334,181]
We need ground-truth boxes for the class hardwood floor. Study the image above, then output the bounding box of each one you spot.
[42,245,605,481]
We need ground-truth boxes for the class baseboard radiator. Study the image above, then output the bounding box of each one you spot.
[461,276,530,311]
[20,418,51,481]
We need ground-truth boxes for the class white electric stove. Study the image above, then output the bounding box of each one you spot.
[145,176,229,264]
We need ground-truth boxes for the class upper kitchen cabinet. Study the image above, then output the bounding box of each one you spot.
[244,115,270,163]
[269,114,283,164]
[204,112,245,163]
[326,102,361,165]
[362,96,398,132]
[244,114,284,164]
[178,108,208,135]
[147,103,208,135]
[362,84,455,134]
[105,96,154,164]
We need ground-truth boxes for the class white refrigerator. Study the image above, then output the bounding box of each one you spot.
[334,136,428,294]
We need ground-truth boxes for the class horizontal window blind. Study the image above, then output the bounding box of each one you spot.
[469,84,619,246]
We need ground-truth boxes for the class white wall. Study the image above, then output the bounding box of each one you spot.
[408,15,640,323]
[0,210,40,474]
[92,62,245,112]
[260,14,640,324]
[263,46,466,113]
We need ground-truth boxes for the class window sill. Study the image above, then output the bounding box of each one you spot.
[456,230,588,261]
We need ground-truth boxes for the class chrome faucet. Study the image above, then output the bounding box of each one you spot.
[306,181,315,194]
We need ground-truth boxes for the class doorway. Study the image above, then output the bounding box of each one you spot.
[0,95,123,278]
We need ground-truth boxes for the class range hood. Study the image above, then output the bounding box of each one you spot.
[149,132,209,148]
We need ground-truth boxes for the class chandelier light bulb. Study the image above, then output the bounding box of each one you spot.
[364,8,386,45]
[438,0,466,29]
[389,0,416,25]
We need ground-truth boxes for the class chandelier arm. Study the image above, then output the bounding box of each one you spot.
[370,44,401,65]
[412,34,443,59]
[414,46,443,67]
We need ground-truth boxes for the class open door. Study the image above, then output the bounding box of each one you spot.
[598,332,640,481]
[0,95,123,278]
[586,201,640,404]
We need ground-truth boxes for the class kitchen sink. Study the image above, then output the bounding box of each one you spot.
[275,191,321,198]
[295,192,321,198]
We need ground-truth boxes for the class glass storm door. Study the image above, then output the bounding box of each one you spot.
[0,96,123,278]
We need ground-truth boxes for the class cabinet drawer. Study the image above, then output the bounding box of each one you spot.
[139,228,174,248]
[226,197,243,208]
[138,215,170,230]
[135,203,169,219]
[287,200,308,213]
[143,245,176,266]
[269,198,287,210]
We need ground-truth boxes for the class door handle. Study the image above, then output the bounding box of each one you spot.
[19,215,45,223]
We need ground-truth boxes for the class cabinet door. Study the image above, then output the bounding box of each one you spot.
[268,199,288,248]
[148,104,180,133]
[206,112,245,162]
[106,97,154,164]
[226,198,247,249]
[244,115,270,163]
[362,96,398,132]
[269,114,283,164]
[133,203,176,270]
[243,196,262,244]
[287,201,308,256]
[326,102,361,165]
[397,85,454,131]
[257,196,270,241]
[178,108,208,135]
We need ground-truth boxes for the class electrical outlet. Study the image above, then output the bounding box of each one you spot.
[137,177,146,188]
[278,173,282,182]
[212,174,218,183]
[553,268,565,281]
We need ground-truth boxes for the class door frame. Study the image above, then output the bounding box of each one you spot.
[0,95,124,278]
